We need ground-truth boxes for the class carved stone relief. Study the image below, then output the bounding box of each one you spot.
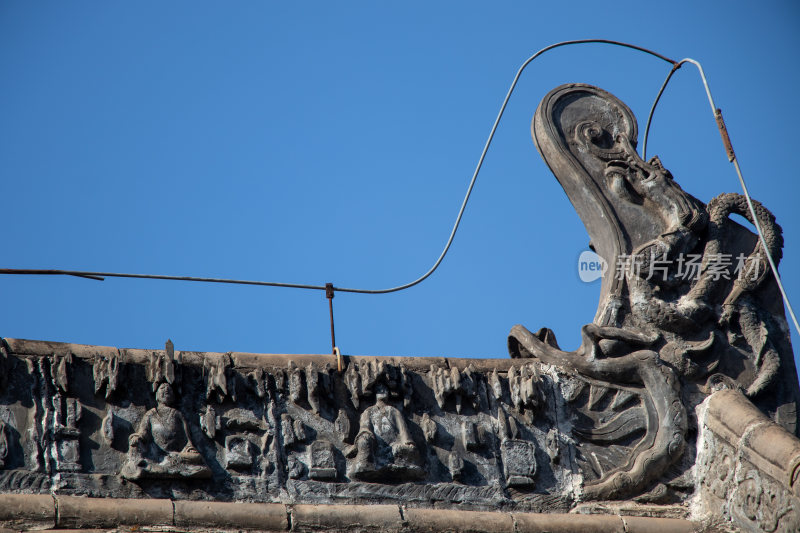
[121,382,210,480]
[730,466,800,533]
[695,390,800,532]
[0,84,796,520]
[509,82,799,501]
[345,382,424,482]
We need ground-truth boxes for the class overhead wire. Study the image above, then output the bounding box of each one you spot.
[642,59,800,338]
[3,40,798,339]
[335,39,675,294]
[1,40,675,295]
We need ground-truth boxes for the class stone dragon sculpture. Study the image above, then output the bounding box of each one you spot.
[509,84,799,500]
[0,85,796,520]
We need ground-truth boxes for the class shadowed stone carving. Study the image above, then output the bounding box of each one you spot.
[0,84,797,524]
[121,383,210,480]
[345,383,424,481]
[509,83,800,500]
[501,440,537,487]
[696,389,800,532]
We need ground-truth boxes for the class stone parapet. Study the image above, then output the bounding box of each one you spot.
[695,389,800,532]
[0,337,613,510]
[0,495,698,532]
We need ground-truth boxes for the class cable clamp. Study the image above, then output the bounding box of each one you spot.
[715,108,736,162]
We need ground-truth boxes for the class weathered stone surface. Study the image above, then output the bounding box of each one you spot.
[403,508,515,533]
[695,389,800,532]
[0,337,582,509]
[290,503,401,532]
[0,499,701,532]
[621,516,698,533]
[510,82,799,503]
[0,84,797,531]
[174,500,288,530]
[56,495,173,528]
[0,494,54,528]
[512,513,625,532]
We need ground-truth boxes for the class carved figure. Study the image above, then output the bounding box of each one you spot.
[121,383,210,480]
[344,363,362,408]
[101,407,114,446]
[287,361,305,404]
[429,365,480,412]
[421,413,437,443]
[306,363,321,413]
[509,83,799,500]
[281,413,296,447]
[448,452,464,482]
[334,409,352,443]
[399,364,414,409]
[53,352,71,394]
[462,421,480,451]
[221,409,265,472]
[507,364,542,412]
[200,405,219,439]
[249,368,267,398]
[0,82,798,518]
[345,382,424,481]
[45,356,83,473]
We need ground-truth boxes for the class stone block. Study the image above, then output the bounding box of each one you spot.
[403,508,514,532]
[290,504,401,532]
[622,516,698,533]
[512,513,625,533]
[742,420,800,491]
[55,496,172,528]
[705,389,768,444]
[0,493,55,528]
[174,500,288,531]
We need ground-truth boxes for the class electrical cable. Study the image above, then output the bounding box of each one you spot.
[643,61,683,161]
[3,40,797,340]
[0,269,326,290]
[1,40,676,295]
[336,39,675,294]
[641,58,800,338]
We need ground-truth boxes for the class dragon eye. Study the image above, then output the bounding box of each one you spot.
[577,121,614,149]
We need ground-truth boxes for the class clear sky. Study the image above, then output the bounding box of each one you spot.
[2,2,799,368]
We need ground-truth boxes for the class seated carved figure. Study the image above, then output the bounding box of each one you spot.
[121,383,210,480]
[345,382,424,481]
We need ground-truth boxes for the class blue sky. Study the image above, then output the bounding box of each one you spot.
[2,2,799,366]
